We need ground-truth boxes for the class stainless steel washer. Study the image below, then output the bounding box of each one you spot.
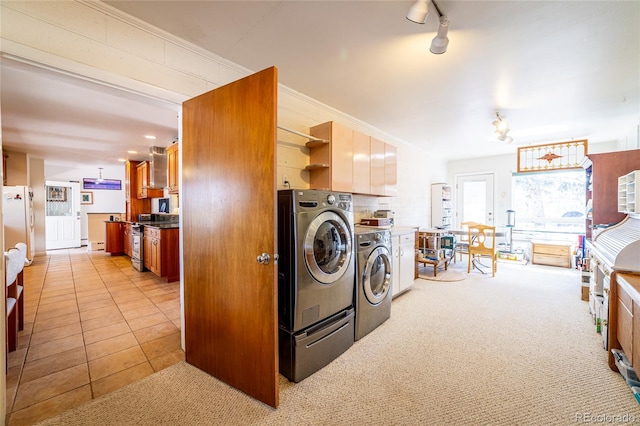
[277,189,356,382]
[354,228,393,340]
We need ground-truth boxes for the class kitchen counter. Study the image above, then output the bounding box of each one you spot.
[104,220,179,229]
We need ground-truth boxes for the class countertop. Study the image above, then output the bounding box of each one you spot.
[104,220,179,229]
[354,224,418,236]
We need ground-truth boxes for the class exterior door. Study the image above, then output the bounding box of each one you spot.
[44,181,81,249]
[455,173,495,226]
[182,67,278,407]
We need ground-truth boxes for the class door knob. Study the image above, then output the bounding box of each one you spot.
[256,253,271,265]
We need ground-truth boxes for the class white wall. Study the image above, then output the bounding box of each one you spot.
[45,164,125,243]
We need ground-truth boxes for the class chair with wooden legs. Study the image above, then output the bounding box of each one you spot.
[14,242,28,331]
[5,248,23,352]
[455,221,477,263]
[467,223,498,277]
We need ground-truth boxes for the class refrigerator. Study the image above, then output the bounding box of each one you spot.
[3,186,35,262]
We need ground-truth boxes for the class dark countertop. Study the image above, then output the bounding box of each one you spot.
[142,222,179,229]
[104,220,179,229]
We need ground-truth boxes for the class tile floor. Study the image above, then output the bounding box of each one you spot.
[5,248,184,425]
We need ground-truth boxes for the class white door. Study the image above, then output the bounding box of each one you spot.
[456,173,495,226]
[45,181,81,249]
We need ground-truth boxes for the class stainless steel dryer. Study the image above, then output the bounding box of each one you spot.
[354,228,393,341]
[277,189,356,382]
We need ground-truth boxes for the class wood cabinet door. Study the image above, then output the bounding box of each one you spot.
[352,130,371,194]
[182,67,279,407]
[123,224,132,257]
[167,143,179,194]
[136,162,146,199]
[150,236,161,275]
[370,137,385,196]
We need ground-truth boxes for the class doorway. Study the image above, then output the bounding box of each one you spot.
[44,180,81,249]
[455,173,495,226]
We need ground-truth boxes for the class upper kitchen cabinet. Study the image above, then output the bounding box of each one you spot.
[125,160,151,222]
[136,161,164,199]
[167,142,179,194]
[307,121,353,193]
[307,121,397,196]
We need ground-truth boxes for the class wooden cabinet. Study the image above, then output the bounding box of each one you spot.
[144,226,179,282]
[609,273,640,375]
[352,130,371,194]
[307,121,397,196]
[531,242,571,268]
[105,222,124,255]
[136,161,164,199]
[307,121,353,192]
[167,143,179,194]
[586,149,640,239]
[125,160,151,222]
[391,231,417,297]
[123,222,132,257]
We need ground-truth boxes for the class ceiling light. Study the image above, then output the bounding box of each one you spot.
[127,150,137,154]
[144,135,156,140]
[430,16,450,54]
[406,0,429,24]
[407,0,450,54]
[493,112,513,144]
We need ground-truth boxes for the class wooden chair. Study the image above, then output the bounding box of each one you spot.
[5,248,23,352]
[455,221,477,262]
[14,242,28,330]
[467,224,498,277]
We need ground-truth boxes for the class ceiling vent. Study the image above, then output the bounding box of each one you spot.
[149,146,167,189]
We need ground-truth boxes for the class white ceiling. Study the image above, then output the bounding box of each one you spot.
[2,1,639,169]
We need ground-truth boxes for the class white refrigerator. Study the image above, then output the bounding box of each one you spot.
[3,186,35,262]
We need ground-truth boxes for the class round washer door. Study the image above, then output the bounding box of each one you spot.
[363,246,392,305]
[304,211,352,284]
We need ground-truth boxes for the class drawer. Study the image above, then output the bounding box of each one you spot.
[400,233,415,245]
[144,227,161,238]
[532,253,570,268]
[532,243,570,256]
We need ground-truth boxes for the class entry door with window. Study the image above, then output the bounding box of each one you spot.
[45,180,81,249]
[456,173,495,226]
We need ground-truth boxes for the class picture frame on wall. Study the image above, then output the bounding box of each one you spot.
[81,191,93,205]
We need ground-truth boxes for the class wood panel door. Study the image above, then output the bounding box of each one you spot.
[182,67,279,407]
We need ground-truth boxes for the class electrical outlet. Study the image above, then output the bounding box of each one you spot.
[283,175,289,185]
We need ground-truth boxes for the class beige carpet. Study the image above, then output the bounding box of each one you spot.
[38,262,640,425]
[418,260,468,281]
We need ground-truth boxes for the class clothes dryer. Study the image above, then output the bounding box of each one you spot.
[354,228,393,340]
[277,189,356,382]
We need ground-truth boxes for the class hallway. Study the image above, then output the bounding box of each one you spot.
[6,248,183,425]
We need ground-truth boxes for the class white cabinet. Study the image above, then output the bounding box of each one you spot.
[431,183,452,229]
[618,170,640,213]
[392,231,417,297]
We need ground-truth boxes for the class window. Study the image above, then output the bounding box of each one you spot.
[512,169,586,234]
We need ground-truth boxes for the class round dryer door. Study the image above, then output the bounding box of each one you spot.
[363,246,392,305]
[304,211,353,284]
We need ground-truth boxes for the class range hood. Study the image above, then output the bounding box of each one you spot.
[149,146,167,189]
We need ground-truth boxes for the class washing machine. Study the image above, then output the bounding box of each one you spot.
[354,228,393,341]
[277,189,356,382]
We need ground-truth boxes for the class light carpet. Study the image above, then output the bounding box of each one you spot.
[38,262,640,425]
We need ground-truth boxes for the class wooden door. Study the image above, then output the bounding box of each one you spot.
[182,67,279,407]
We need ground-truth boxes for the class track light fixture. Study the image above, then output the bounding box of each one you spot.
[406,0,429,24]
[407,0,450,54]
[493,112,513,144]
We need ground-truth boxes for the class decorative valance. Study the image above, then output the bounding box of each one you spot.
[517,139,588,173]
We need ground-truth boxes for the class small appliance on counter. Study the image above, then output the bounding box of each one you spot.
[360,209,394,227]
[360,217,393,227]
